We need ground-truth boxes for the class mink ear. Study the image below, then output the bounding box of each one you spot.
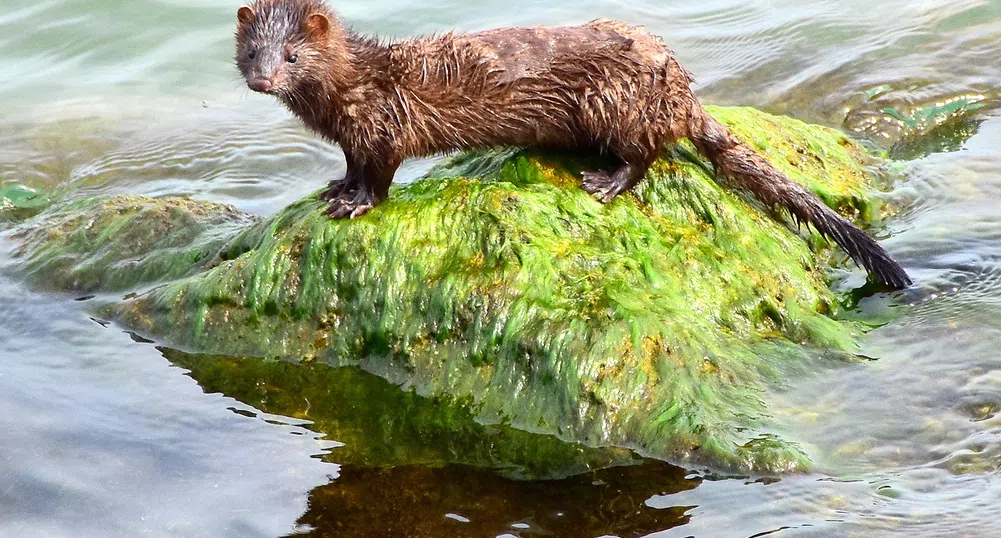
[306,13,330,41]
[237,6,255,25]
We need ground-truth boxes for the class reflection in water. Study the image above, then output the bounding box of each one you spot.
[162,347,696,537]
[291,462,694,538]
[161,348,641,480]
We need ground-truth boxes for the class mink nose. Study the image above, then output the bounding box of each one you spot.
[248,77,274,92]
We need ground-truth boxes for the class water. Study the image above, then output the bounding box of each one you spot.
[1,0,1000,536]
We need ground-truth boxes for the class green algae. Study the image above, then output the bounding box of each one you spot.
[8,107,896,473]
[881,94,987,132]
[845,88,997,159]
[0,184,51,224]
[706,105,881,219]
[8,195,255,292]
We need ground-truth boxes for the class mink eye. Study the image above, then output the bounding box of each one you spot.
[247,49,256,59]
[287,54,298,63]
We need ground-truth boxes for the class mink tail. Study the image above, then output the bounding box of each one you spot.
[687,106,911,289]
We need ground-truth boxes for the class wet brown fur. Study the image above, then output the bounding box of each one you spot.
[235,0,911,288]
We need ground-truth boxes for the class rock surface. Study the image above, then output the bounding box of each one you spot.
[6,106,894,473]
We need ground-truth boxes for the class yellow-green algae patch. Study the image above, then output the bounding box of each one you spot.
[9,107,894,473]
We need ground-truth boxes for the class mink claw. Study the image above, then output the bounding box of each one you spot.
[325,193,375,219]
[348,204,374,219]
[325,199,351,219]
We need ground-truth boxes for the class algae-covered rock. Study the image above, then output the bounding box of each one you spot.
[8,196,255,292]
[6,107,894,473]
[0,184,52,223]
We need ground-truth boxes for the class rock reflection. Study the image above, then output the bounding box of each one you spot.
[290,461,695,538]
[160,346,699,537]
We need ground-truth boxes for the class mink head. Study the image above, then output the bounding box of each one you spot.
[235,0,344,95]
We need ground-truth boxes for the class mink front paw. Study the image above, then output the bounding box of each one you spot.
[326,200,375,219]
[581,170,620,203]
[324,189,377,219]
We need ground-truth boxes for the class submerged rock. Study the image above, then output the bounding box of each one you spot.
[0,184,52,223]
[6,106,896,473]
[8,195,254,292]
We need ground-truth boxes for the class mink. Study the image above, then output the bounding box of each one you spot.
[234,0,911,288]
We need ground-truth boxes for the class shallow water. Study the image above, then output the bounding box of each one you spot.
[1,0,1000,536]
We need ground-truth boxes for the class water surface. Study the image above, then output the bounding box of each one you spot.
[2,0,1000,536]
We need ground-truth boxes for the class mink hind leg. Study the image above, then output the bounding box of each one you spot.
[581,146,656,203]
